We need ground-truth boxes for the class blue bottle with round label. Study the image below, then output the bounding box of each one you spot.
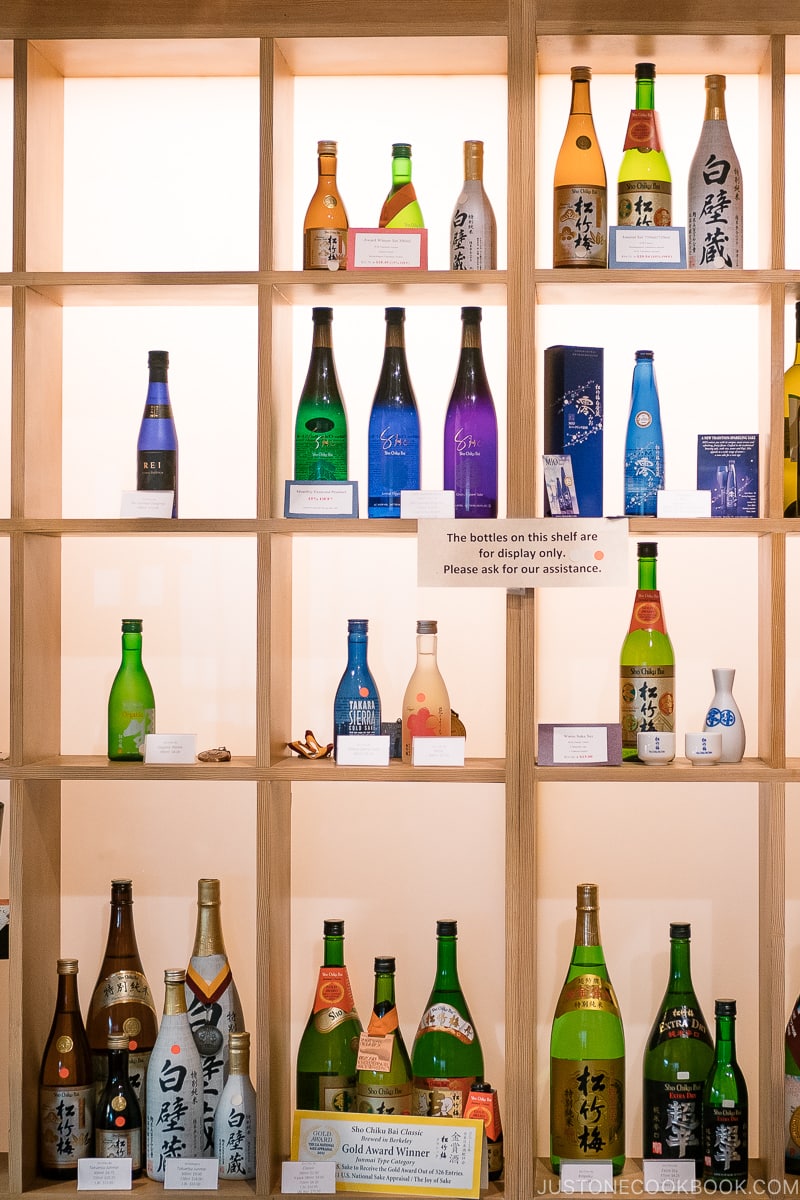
[333,619,382,756]
[624,349,664,516]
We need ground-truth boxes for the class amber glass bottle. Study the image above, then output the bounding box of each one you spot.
[303,140,348,270]
[553,66,607,267]
[39,958,94,1178]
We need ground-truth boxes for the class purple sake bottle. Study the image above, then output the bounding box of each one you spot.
[443,307,498,518]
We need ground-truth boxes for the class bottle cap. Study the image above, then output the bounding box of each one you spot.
[570,66,592,81]
[110,879,133,898]
[715,998,737,1016]
[470,1081,494,1092]
[121,619,143,632]
[317,140,337,155]
[374,956,396,972]
[347,619,369,635]
[107,1032,129,1051]
[148,350,169,369]
[417,620,438,634]
[635,349,654,359]
[705,74,726,89]
[229,1031,251,1051]
[197,878,221,906]
[311,307,333,323]
[385,307,405,322]
[164,968,187,984]
[324,919,345,936]
[436,919,458,936]
[391,143,412,157]
[461,306,482,322]
[635,62,656,79]
[637,542,658,557]
[669,922,691,939]
[57,958,79,974]
[576,882,598,909]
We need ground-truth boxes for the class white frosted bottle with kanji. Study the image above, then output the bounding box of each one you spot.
[145,969,203,1182]
[215,1032,256,1179]
[687,75,743,269]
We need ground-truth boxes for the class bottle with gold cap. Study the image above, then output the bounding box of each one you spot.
[553,66,607,267]
[450,140,497,270]
[185,878,244,1155]
[145,968,203,1181]
[687,74,743,269]
[215,1031,257,1179]
[38,958,94,1178]
[95,1032,143,1177]
[303,139,348,270]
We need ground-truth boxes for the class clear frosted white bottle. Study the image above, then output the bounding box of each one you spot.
[687,75,743,269]
[450,141,497,270]
[703,667,745,762]
[145,969,203,1181]
[401,620,451,763]
[215,1031,256,1180]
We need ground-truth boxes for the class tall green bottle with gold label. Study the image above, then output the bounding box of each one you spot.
[296,919,363,1112]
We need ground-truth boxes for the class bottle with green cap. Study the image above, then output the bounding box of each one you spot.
[703,999,748,1183]
[379,143,425,228]
[620,542,675,760]
[296,919,363,1112]
[107,619,156,761]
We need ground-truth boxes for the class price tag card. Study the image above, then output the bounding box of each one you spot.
[657,489,711,517]
[609,225,686,268]
[400,490,455,519]
[348,228,428,270]
[356,1033,394,1072]
[291,1110,483,1197]
[164,1158,219,1189]
[335,735,390,767]
[77,1158,133,1190]
[285,481,359,518]
[558,1160,614,1192]
[643,1159,697,1192]
[120,490,174,517]
[412,737,465,767]
[144,734,197,764]
[538,723,622,766]
[282,1160,337,1194]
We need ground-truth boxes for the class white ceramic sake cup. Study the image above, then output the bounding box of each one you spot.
[637,731,676,764]
[685,731,722,766]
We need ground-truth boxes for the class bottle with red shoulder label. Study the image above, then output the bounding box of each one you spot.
[620,541,675,760]
[618,62,672,228]
[411,919,484,1118]
[296,919,363,1112]
[356,956,413,1114]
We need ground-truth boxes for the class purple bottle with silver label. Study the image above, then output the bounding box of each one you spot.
[443,307,498,518]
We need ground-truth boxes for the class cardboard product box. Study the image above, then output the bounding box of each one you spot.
[543,345,604,517]
[696,434,759,517]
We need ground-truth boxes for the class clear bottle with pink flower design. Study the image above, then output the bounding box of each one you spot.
[401,620,451,763]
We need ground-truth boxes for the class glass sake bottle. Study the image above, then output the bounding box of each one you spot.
[145,968,204,1181]
[185,878,244,1155]
[443,306,498,518]
[38,958,94,1179]
[687,75,743,269]
[411,919,484,1118]
[379,142,424,228]
[620,542,675,760]
[367,307,421,518]
[624,349,664,516]
[303,139,348,271]
[784,301,800,517]
[553,66,607,268]
[550,883,625,1175]
[703,999,748,1184]
[450,140,497,270]
[296,919,363,1112]
[107,618,156,761]
[356,956,413,1115]
[465,1082,504,1180]
[642,923,713,1171]
[95,1032,143,1177]
[215,1031,257,1180]
[401,620,451,763]
[785,989,800,1173]
[294,307,348,482]
[618,62,672,228]
[333,619,382,755]
[137,349,178,516]
[87,880,158,1117]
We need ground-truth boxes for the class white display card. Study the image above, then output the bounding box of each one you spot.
[643,1159,697,1191]
[559,1159,614,1192]
[77,1158,133,1190]
[120,490,174,517]
[400,490,455,518]
[657,489,712,517]
[285,481,359,518]
[335,735,390,766]
[144,734,197,764]
[164,1158,219,1189]
[281,1160,337,1194]
[411,736,465,766]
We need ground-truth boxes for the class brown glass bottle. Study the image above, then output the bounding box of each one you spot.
[38,958,94,1179]
[86,880,158,1122]
[553,66,607,267]
[303,139,348,270]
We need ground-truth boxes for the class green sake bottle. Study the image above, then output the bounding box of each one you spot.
[550,883,625,1174]
[296,919,362,1112]
[379,143,425,228]
[620,542,675,760]
[642,923,713,1172]
[703,999,748,1184]
[356,956,413,1115]
[107,619,155,761]
[411,919,483,1118]
[293,307,348,482]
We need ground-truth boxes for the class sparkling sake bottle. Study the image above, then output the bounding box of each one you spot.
[553,66,607,267]
[333,619,382,755]
[303,139,348,270]
[137,349,178,516]
[185,878,244,1155]
[624,349,664,516]
[379,143,424,228]
[411,919,484,1118]
[784,301,800,517]
[620,542,675,760]
[618,62,671,227]
[550,883,625,1174]
[87,880,158,1118]
[443,306,498,518]
[95,1033,143,1177]
[356,956,413,1115]
[642,924,713,1171]
[296,919,363,1112]
[401,620,451,763]
[367,307,421,518]
[145,968,204,1181]
[215,1031,256,1179]
[785,990,800,1173]
[450,140,497,270]
[38,958,94,1179]
[294,307,348,482]
[687,75,742,269]
[703,999,748,1184]
[107,618,156,761]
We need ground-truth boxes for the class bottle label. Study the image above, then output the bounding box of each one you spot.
[553,185,607,267]
[304,228,346,271]
[39,1084,94,1167]
[687,128,742,269]
[357,1080,412,1115]
[620,664,675,747]
[786,1000,800,1071]
[643,1078,704,1160]
[91,970,157,1015]
[703,1106,748,1178]
[110,708,156,757]
[412,1077,473,1118]
[312,966,359,1032]
[334,695,380,737]
[464,1087,502,1141]
[416,1002,477,1045]
[185,957,242,1153]
[550,1057,625,1161]
[367,1008,399,1037]
[785,1073,800,1161]
[624,441,665,512]
[623,110,664,152]
[627,590,667,635]
[451,190,495,270]
[137,448,177,492]
[618,178,672,227]
[142,404,172,419]
[554,974,621,1018]
[316,1074,357,1112]
[96,1125,142,1167]
[93,1049,151,1112]
[380,183,418,227]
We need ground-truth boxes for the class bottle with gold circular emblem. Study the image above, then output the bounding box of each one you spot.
[95,1032,143,1177]
[303,140,349,270]
[38,958,94,1179]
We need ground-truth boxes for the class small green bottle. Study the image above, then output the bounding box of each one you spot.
[703,999,748,1184]
[411,919,483,1118]
[550,883,625,1175]
[107,619,155,761]
[356,956,413,1114]
[293,307,348,482]
[379,143,425,228]
[620,542,675,760]
[296,919,362,1112]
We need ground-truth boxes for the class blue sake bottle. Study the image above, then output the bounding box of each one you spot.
[333,619,381,756]
[137,349,179,517]
[368,307,421,518]
[624,349,664,516]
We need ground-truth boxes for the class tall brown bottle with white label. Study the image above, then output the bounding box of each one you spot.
[38,958,94,1178]
[553,66,607,267]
